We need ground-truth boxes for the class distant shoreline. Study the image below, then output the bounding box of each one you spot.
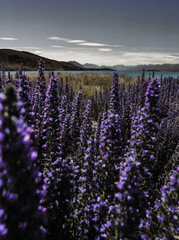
[146,70,160,72]
[5,70,179,79]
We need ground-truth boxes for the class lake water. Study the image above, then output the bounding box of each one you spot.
[7,70,179,79]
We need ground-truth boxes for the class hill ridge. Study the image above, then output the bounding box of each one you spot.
[0,49,84,71]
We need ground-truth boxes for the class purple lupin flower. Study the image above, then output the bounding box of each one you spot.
[109,72,120,114]
[0,85,46,240]
[4,72,12,85]
[33,59,47,137]
[80,100,93,152]
[0,62,6,83]
[97,73,122,202]
[14,63,24,89]
[59,114,73,159]
[38,74,61,172]
[0,75,3,92]
[98,111,122,200]
[109,152,149,239]
[74,135,109,240]
[157,117,179,189]
[59,95,67,124]
[94,112,102,156]
[129,78,161,205]
[44,156,75,240]
[19,74,35,127]
[120,89,132,146]
[70,102,94,239]
[139,164,179,239]
[38,59,46,112]
[69,88,82,154]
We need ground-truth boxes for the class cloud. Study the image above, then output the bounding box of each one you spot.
[35,50,42,55]
[98,48,112,52]
[0,37,18,41]
[77,42,108,47]
[170,54,179,58]
[16,47,41,50]
[22,47,41,50]
[77,42,126,48]
[67,40,86,43]
[48,36,87,44]
[48,36,70,41]
[127,47,140,51]
[47,36,132,49]
[118,52,179,65]
[45,37,179,65]
[50,45,64,48]
[42,48,179,66]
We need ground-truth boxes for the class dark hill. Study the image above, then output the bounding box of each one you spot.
[0,49,84,71]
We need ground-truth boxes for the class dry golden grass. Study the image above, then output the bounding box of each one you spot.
[55,73,137,98]
[11,72,137,99]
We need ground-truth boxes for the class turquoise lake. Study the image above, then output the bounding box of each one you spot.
[8,70,179,79]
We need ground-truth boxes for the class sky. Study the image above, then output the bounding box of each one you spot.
[0,0,179,66]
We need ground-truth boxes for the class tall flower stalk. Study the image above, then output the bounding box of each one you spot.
[0,85,46,240]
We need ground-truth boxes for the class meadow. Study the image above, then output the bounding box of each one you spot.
[0,60,178,240]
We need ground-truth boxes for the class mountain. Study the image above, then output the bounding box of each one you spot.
[83,63,100,69]
[83,63,179,72]
[1,49,178,72]
[68,61,84,68]
[0,49,84,71]
[82,63,126,70]
[71,62,114,71]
